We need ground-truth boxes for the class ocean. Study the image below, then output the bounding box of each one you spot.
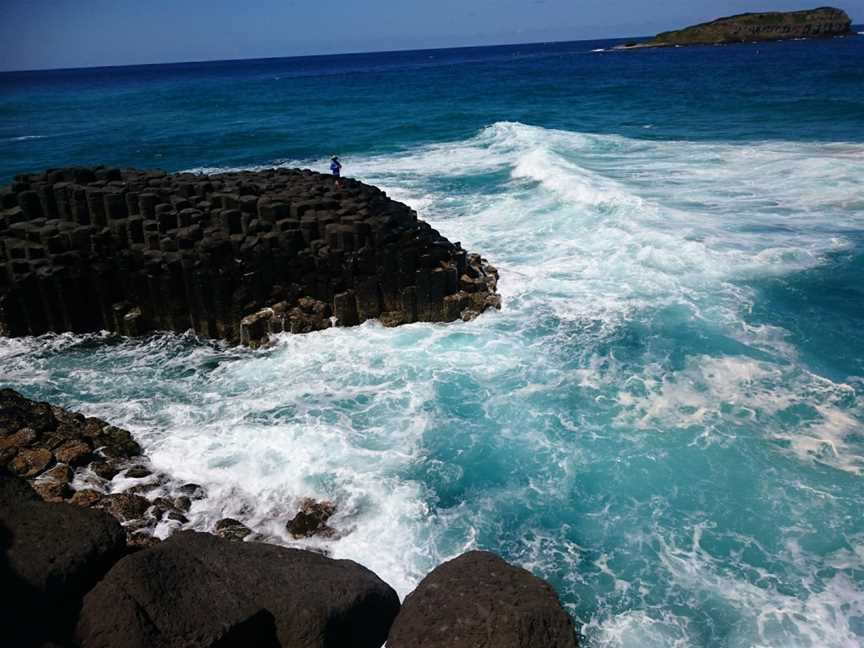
[2,33,864,647]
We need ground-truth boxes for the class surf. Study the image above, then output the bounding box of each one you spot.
[3,121,864,647]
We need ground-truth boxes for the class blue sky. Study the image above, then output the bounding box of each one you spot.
[1,1,862,71]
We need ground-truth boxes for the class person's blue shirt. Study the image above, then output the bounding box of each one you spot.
[330,157,342,177]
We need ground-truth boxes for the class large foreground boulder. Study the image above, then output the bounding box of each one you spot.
[0,470,127,647]
[387,550,578,648]
[76,531,400,648]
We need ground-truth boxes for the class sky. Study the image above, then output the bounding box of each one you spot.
[1,0,862,71]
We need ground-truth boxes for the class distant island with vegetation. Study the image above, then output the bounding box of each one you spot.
[617,6,855,49]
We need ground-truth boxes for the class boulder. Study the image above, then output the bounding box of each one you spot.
[0,388,56,433]
[53,439,93,466]
[89,460,120,480]
[42,463,73,484]
[101,492,151,521]
[76,531,400,648]
[387,551,578,648]
[94,425,141,458]
[0,467,40,506]
[178,482,205,499]
[70,488,105,508]
[0,426,38,449]
[0,470,126,646]
[10,447,54,477]
[286,498,336,539]
[32,479,72,501]
[123,465,152,479]
[215,517,253,541]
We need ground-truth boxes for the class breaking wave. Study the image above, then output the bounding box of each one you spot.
[5,122,864,647]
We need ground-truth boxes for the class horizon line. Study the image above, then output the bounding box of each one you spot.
[4,18,861,75]
[0,33,649,75]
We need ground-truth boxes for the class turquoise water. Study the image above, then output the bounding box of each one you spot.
[2,35,864,647]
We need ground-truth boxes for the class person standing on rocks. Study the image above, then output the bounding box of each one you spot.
[330,155,342,188]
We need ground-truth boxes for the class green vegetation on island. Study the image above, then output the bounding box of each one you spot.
[619,6,854,49]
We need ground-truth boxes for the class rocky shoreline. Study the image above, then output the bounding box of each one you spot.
[1,388,580,647]
[0,166,500,347]
[0,388,344,550]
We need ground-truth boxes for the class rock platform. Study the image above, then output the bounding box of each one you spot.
[0,166,499,346]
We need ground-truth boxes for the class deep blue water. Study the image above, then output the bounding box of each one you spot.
[2,33,864,647]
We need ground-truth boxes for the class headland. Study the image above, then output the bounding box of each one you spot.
[0,166,500,347]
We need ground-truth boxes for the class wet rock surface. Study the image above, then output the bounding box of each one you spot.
[0,388,161,542]
[1,394,581,646]
[215,517,253,541]
[286,497,336,539]
[0,166,500,346]
[76,531,401,648]
[387,550,579,648]
[1,387,346,552]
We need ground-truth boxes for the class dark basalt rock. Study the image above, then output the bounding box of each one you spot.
[178,482,206,499]
[0,388,56,432]
[286,497,336,539]
[70,488,104,508]
[89,460,120,480]
[0,166,501,347]
[76,531,400,648]
[0,389,162,543]
[101,492,151,521]
[9,446,54,477]
[0,470,126,647]
[53,439,93,466]
[123,465,152,478]
[387,550,579,648]
[215,517,253,541]
[32,478,72,501]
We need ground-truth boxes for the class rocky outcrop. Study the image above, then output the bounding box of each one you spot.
[0,166,500,347]
[0,470,127,647]
[2,390,583,646]
[620,7,854,48]
[0,387,162,539]
[387,550,579,648]
[286,497,337,539]
[0,387,348,548]
[76,531,401,648]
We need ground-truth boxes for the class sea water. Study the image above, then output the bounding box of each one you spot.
[2,35,864,647]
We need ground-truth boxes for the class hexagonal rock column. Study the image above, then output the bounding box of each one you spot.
[0,166,501,346]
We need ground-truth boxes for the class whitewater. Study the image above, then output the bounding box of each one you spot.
[3,120,863,647]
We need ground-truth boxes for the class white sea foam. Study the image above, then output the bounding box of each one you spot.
[7,122,861,645]
[4,134,47,141]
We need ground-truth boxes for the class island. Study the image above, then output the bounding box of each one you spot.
[617,6,854,49]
